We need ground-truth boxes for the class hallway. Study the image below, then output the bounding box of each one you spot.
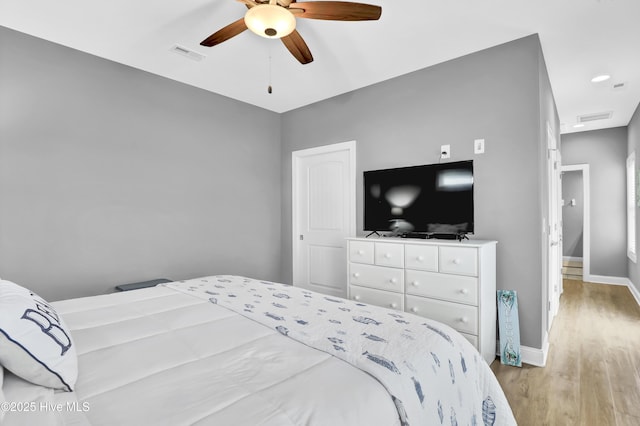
[491,280,640,425]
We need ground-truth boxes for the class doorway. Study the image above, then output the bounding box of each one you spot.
[291,141,356,297]
[560,164,591,281]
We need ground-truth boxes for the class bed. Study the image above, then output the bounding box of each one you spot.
[0,275,516,425]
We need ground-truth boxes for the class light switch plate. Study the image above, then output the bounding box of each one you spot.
[474,139,485,154]
[440,144,451,159]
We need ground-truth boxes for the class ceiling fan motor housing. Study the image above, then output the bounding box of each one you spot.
[244,4,296,39]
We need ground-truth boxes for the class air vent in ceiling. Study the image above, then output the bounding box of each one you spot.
[577,111,612,123]
[170,45,206,62]
[612,82,627,91]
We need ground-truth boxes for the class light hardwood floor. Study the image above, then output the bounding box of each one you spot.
[491,279,640,426]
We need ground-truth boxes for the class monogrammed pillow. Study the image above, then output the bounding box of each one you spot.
[0,280,77,391]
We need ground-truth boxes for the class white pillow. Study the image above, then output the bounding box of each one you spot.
[0,280,77,391]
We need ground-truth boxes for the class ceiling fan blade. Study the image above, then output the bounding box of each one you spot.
[200,18,248,47]
[281,30,313,64]
[236,0,259,7]
[288,1,381,21]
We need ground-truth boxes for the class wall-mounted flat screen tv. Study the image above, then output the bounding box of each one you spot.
[364,160,474,235]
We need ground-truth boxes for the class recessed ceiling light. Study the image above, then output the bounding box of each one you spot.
[573,123,585,128]
[591,74,611,83]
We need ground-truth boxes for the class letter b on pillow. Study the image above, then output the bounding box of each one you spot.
[0,280,77,391]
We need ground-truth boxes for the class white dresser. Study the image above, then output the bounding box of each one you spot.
[347,237,497,364]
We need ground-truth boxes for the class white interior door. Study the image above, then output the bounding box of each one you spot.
[547,128,562,330]
[292,141,356,298]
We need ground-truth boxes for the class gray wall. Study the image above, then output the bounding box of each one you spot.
[629,103,640,293]
[562,127,628,277]
[281,35,554,349]
[562,171,584,258]
[0,27,559,349]
[0,27,282,301]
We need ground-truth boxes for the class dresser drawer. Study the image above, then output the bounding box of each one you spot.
[439,246,478,276]
[349,241,375,264]
[460,332,478,349]
[375,242,404,268]
[405,295,478,335]
[349,263,405,293]
[405,270,478,306]
[405,244,438,271]
[349,285,404,311]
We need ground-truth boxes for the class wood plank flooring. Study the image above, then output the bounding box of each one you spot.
[491,280,640,426]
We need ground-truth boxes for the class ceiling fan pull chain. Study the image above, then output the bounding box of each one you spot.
[267,51,273,94]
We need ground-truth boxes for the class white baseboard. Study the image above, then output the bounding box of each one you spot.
[563,256,583,262]
[586,274,631,286]
[494,340,549,368]
[628,280,640,307]
[521,342,548,367]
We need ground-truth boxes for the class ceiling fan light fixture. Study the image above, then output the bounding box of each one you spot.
[245,4,296,39]
[591,74,611,83]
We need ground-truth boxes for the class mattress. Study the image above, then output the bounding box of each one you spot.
[1,275,516,425]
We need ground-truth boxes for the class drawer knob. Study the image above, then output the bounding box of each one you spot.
[353,272,360,278]
[417,255,424,261]
[412,281,419,287]
[411,307,418,313]
[389,278,398,284]
[354,295,360,301]
[384,253,392,259]
[453,258,461,265]
[460,317,469,324]
[460,288,469,295]
[357,250,365,255]
[390,303,397,308]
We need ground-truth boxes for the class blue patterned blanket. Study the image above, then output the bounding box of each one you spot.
[166,276,516,426]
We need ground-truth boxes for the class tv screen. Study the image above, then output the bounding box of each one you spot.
[364,160,474,235]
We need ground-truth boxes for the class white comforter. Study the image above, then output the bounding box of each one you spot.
[4,281,400,426]
[2,275,515,425]
[167,276,516,426]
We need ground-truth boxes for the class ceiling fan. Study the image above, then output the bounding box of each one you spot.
[199,0,382,64]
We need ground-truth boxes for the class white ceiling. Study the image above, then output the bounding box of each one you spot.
[1,0,639,134]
